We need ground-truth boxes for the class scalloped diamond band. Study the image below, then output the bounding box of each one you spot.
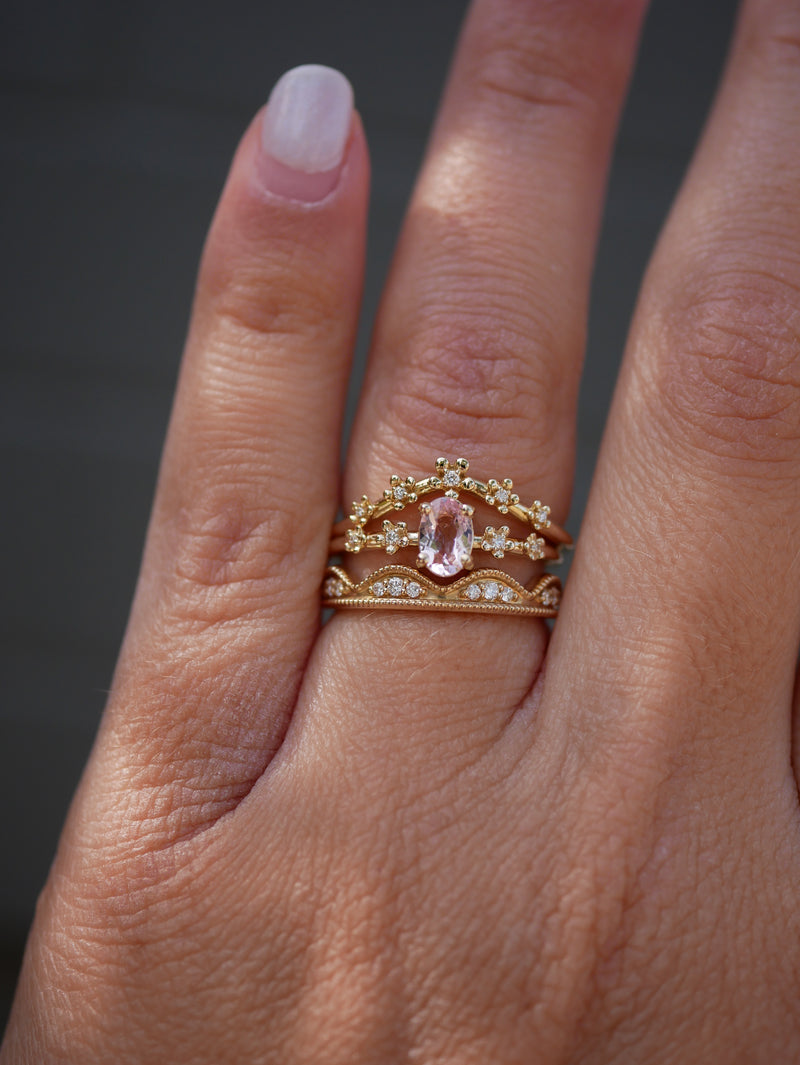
[322,565,562,617]
[324,458,571,617]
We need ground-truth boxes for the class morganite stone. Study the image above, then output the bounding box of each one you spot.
[418,497,473,577]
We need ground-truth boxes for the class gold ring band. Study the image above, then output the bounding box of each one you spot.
[323,566,562,617]
[324,457,571,618]
[329,522,561,563]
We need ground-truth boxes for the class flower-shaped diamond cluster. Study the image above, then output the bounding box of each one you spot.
[349,495,376,526]
[481,525,510,559]
[382,519,410,554]
[384,474,418,509]
[485,477,519,513]
[525,533,546,561]
[539,585,560,608]
[345,527,367,552]
[530,501,551,529]
[433,456,471,496]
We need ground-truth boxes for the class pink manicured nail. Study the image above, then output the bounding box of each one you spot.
[260,65,354,202]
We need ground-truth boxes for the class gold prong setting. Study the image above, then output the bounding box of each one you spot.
[435,455,472,497]
[350,495,375,526]
[486,478,519,513]
[382,519,410,554]
[530,501,551,530]
[481,525,510,559]
[345,527,367,552]
[385,474,418,509]
[525,533,546,561]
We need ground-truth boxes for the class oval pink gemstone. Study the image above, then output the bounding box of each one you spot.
[418,497,473,577]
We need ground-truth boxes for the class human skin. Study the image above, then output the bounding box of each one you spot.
[4,0,800,1060]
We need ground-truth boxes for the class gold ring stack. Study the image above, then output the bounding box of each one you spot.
[324,457,571,617]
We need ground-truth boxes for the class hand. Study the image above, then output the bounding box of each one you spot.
[4,1,800,1061]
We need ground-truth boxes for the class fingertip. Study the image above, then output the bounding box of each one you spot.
[196,91,369,321]
[199,63,369,268]
[259,64,354,202]
[251,64,371,207]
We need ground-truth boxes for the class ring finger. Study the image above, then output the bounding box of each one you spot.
[314,0,649,745]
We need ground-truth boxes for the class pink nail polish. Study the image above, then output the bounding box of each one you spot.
[260,65,354,202]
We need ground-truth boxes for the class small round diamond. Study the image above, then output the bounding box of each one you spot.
[532,502,551,528]
[483,581,499,601]
[495,488,509,505]
[405,581,421,599]
[393,485,407,501]
[384,522,407,552]
[525,534,545,561]
[500,586,517,603]
[351,497,372,523]
[324,578,343,597]
[541,587,560,608]
[371,581,387,597]
[465,583,481,601]
[443,469,460,487]
[346,528,366,552]
[482,527,508,558]
[387,576,404,597]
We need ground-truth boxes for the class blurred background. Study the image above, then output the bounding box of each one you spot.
[0,0,736,1027]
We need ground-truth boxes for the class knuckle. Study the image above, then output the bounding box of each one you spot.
[101,646,293,844]
[472,37,594,115]
[466,0,640,117]
[198,202,346,351]
[167,479,298,629]
[204,260,340,351]
[379,316,572,454]
[647,266,800,466]
[562,765,691,1022]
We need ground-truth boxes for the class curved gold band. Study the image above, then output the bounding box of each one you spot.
[332,456,570,546]
[323,565,562,618]
[328,524,562,563]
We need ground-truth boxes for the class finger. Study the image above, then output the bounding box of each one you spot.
[315,0,647,745]
[551,0,800,765]
[348,0,647,515]
[94,66,369,836]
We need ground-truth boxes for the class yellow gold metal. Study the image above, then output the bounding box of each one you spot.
[326,458,571,618]
[334,457,570,542]
[322,565,562,618]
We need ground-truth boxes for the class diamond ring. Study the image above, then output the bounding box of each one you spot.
[324,457,571,617]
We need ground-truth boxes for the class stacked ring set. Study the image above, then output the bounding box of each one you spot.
[324,457,571,617]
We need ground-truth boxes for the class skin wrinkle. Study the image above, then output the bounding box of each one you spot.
[100,619,310,847]
[402,311,574,403]
[740,2,800,72]
[453,0,641,120]
[571,774,784,1058]
[203,282,345,356]
[192,352,337,422]
[648,285,800,419]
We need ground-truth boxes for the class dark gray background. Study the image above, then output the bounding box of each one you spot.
[1,0,736,1029]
